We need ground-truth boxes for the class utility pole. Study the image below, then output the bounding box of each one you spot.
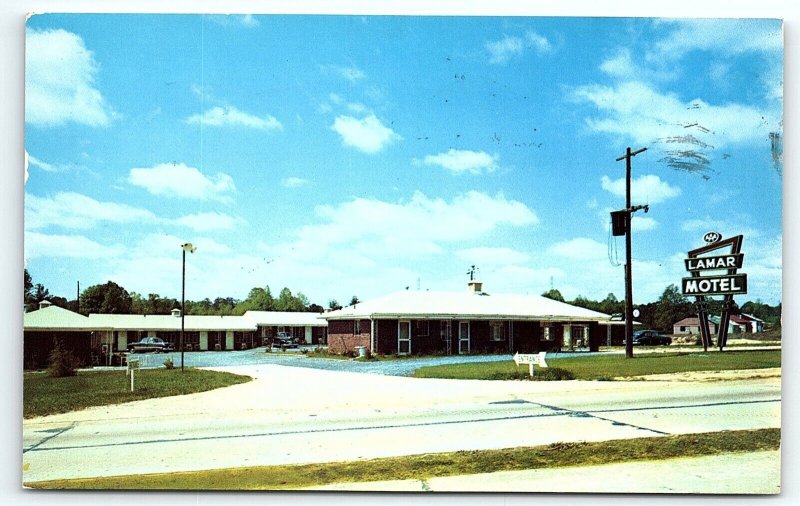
[615,147,648,359]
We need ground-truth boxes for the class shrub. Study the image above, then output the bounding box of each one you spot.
[488,367,575,381]
[47,340,79,377]
[163,357,175,369]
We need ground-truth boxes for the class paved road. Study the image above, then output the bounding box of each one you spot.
[22,363,781,490]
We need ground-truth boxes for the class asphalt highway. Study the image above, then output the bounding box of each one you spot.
[22,363,781,487]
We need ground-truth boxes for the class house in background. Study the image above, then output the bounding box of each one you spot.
[709,315,747,335]
[740,313,766,333]
[322,281,613,356]
[672,317,718,336]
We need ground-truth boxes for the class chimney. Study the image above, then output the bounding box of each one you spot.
[467,281,483,294]
[39,300,52,310]
[171,308,181,318]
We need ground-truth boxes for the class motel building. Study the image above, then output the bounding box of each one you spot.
[23,301,327,369]
[323,281,615,356]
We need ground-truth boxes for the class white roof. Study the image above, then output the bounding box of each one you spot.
[243,311,327,327]
[24,307,326,332]
[87,314,256,331]
[323,290,611,322]
[24,305,91,330]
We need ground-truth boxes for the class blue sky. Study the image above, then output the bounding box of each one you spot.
[23,14,783,307]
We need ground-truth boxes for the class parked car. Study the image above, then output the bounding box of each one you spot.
[632,330,672,346]
[127,337,175,353]
[270,332,299,350]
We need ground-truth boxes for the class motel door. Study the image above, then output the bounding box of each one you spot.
[398,321,411,355]
[458,321,470,354]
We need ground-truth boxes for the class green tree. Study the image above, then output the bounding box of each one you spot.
[24,269,33,304]
[79,281,133,315]
[541,289,565,302]
[653,284,694,332]
[328,299,342,311]
[600,293,624,315]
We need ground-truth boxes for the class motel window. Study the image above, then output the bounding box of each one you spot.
[680,326,686,332]
[354,320,361,335]
[413,320,429,337]
[542,326,553,341]
[490,321,506,341]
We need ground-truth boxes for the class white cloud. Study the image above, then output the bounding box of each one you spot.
[25,231,122,259]
[285,191,537,261]
[572,81,779,148]
[681,217,729,233]
[26,28,115,127]
[347,102,369,114]
[457,247,530,265]
[175,212,240,231]
[338,65,366,82]
[631,216,658,232]
[548,238,607,260]
[25,192,159,230]
[281,177,309,188]
[486,31,552,64]
[601,174,682,204]
[650,19,782,61]
[320,64,366,82]
[600,49,634,78]
[186,106,282,130]
[128,163,235,200]
[331,114,401,154]
[421,149,498,175]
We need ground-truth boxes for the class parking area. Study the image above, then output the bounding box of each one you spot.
[111,347,512,376]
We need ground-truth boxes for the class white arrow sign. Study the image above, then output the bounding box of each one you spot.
[513,352,548,376]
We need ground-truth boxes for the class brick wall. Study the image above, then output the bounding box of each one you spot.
[327,319,371,355]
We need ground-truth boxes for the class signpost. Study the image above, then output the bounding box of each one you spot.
[681,233,747,352]
[513,352,548,377]
[127,359,140,392]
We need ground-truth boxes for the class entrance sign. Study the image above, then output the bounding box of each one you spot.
[681,274,748,296]
[681,234,747,351]
[514,352,548,377]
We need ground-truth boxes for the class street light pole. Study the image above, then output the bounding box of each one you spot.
[180,243,196,371]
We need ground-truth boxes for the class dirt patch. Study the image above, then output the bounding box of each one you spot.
[618,368,781,383]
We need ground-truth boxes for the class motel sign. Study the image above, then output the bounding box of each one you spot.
[682,274,748,296]
[681,233,748,351]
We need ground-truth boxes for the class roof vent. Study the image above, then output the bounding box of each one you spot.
[171,308,181,318]
[467,281,483,294]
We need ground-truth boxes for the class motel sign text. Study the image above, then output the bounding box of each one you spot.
[681,233,747,351]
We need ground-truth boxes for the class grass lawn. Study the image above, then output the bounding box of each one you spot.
[413,349,781,381]
[26,428,780,490]
[24,368,252,418]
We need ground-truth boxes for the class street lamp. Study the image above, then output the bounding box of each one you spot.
[181,242,197,371]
